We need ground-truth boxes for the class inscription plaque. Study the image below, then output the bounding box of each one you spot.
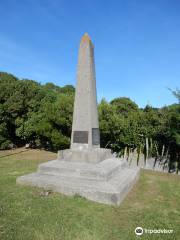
[92,128,100,145]
[73,131,88,143]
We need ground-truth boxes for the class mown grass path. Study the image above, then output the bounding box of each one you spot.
[0,149,180,240]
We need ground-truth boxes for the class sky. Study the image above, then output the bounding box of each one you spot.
[0,0,179,108]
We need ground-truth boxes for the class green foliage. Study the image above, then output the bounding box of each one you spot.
[0,72,74,150]
[110,97,138,115]
[0,123,11,149]
[99,97,179,171]
[0,71,179,170]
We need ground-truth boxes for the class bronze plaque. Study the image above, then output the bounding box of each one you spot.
[73,131,88,143]
[92,128,100,145]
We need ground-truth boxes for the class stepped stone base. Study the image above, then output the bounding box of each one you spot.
[17,156,140,205]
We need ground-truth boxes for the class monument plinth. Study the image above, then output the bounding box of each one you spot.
[17,33,140,205]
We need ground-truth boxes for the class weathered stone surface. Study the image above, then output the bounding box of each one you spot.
[38,158,127,181]
[57,148,112,163]
[17,158,140,205]
[71,33,100,150]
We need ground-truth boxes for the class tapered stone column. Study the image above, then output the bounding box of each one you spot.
[17,33,140,205]
[71,33,100,150]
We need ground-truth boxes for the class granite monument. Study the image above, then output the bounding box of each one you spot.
[17,33,140,205]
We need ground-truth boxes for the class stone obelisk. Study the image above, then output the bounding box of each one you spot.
[71,33,100,150]
[17,33,140,205]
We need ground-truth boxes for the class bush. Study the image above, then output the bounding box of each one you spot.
[0,140,12,150]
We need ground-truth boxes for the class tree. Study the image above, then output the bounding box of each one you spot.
[0,70,179,172]
[110,97,138,115]
[170,88,180,103]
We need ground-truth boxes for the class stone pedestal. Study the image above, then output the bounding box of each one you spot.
[17,157,140,205]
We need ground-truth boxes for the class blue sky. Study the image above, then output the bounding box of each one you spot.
[0,0,179,107]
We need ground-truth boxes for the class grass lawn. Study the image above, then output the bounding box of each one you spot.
[0,149,180,240]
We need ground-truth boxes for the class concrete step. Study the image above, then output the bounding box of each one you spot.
[38,158,127,181]
[110,167,140,203]
[17,166,139,205]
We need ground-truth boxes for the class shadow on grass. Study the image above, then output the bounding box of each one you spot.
[0,149,30,159]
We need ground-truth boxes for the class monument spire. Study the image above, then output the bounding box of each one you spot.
[71,33,100,149]
[81,32,91,42]
[17,34,140,206]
